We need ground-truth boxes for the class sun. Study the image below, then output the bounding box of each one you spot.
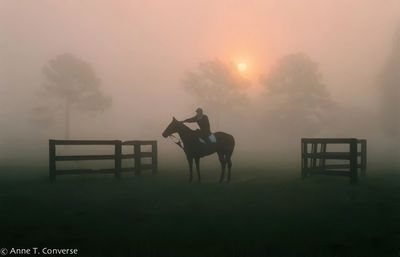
[237,62,248,73]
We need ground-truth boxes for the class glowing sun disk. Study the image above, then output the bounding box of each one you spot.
[237,62,248,72]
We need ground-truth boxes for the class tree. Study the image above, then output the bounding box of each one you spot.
[260,53,333,136]
[182,59,249,127]
[36,53,111,138]
[379,28,400,137]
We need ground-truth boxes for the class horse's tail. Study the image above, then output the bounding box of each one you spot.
[227,134,235,156]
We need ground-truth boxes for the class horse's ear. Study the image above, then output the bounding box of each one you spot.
[173,117,176,121]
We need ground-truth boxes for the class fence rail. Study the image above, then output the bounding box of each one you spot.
[301,138,367,184]
[49,139,157,181]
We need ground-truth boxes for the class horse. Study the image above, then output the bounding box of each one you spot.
[162,117,235,183]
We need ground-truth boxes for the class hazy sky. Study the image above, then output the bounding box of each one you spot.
[1,0,400,159]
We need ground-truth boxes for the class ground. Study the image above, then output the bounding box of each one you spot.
[1,164,400,257]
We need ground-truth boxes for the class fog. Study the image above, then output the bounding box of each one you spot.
[1,0,400,168]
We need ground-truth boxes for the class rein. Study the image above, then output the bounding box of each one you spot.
[169,134,183,149]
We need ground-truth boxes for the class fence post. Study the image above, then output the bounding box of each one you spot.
[49,140,56,181]
[115,140,122,178]
[311,143,317,168]
[360,140,367,178]
[134,142,141,176]
[350,139,358,184]
[301,140,307,179]
[320,143,327,168]
[152,141,158,174]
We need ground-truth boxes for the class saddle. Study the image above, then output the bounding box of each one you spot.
[198,134,217,144]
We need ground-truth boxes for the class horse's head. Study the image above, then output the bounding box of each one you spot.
[162,117,181,138]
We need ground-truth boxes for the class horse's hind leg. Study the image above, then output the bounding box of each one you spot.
[194,157,201,182]
[226,154,232,183]
[218,152,226,183]
[187,157,193,183]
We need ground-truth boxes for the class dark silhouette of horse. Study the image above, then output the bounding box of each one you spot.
[162,117,235,183]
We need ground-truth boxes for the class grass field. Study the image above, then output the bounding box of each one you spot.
[1,164,400,257]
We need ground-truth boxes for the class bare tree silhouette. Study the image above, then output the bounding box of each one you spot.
[34,53,111,138]
[261,53,333,136]
[182,59,249,128]
[379,28,400,137]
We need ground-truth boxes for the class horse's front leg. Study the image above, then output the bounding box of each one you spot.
[187,157,193,183]
[194,157,201,182]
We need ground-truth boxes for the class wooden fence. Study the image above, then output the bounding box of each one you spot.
[301,138,367,184]
[49,139,157,181]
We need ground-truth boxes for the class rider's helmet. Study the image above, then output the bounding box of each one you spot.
[196,107,203,114]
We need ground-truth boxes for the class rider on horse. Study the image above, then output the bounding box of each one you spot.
[163,111,235,182]
[181,108,211,143]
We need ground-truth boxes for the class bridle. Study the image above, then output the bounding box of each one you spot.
[168,134,183,149]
